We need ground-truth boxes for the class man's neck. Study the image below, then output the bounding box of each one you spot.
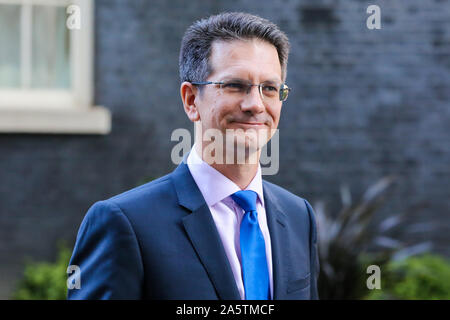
[194,143,260,190]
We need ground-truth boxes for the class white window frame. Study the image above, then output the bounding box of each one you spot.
[0,0,111,134]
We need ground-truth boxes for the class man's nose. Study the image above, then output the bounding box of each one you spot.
[240,85,265,114]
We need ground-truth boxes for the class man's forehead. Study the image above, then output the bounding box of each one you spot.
[208,38,282,80]
[218,73,282,84]
[209,38,278,61]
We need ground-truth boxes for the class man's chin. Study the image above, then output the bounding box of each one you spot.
[226,136,264,162]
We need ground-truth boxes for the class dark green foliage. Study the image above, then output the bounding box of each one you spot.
[12,243,71,300]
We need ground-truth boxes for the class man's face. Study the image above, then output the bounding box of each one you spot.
[194,38,283,156]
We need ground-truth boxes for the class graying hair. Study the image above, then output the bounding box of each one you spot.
[179,12,290,84]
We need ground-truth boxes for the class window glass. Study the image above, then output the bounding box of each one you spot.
[0,4,21,87]
[31,5,71,89]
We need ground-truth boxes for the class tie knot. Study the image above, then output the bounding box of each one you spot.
[231,190,258,213]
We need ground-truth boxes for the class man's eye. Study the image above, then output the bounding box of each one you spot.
[263,85,278,92]
[223,82,246,90]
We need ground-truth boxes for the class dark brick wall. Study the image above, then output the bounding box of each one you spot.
[0,0,448,298]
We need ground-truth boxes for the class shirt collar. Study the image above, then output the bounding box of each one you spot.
[186,143,264,207]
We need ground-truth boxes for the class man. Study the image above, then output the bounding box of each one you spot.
[68,12,319,300]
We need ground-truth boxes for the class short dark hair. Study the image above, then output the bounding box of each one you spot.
[179,12,290,84]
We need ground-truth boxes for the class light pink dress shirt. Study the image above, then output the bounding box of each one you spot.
[186,145,273,300]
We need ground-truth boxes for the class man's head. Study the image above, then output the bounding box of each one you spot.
[179,12,290,162]
[179,12,290,84]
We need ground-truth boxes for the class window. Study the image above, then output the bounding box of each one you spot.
[0,0,111,134]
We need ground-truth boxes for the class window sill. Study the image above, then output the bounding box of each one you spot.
[0,106,111,134]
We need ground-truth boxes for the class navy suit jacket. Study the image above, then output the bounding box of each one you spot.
[67,157,320,300]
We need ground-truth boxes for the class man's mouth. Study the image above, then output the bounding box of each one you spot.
[231,121,266,127]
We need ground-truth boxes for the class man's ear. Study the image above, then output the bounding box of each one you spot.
[180,82,200,122]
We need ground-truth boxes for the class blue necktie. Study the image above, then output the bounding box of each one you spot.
[231,190,270,300]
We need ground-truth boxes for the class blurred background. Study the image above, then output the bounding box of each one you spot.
[0,0,449,299]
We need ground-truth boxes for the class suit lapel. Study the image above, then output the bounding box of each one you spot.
[171,156,241,300]
[182,204,241,300]
[263,181,290,299]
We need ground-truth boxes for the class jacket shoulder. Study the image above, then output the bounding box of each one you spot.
[263,179,316,221]
[262,179,308,206]
[106,172,175,208]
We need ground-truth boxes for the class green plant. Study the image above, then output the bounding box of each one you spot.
[366,254,450,300]
[12,243,71,300]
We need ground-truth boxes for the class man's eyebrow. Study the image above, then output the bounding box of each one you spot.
[263,78,282,84]
[220,76,282,83]
[221,77,247,82]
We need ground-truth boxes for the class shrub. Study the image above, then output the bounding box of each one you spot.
[12,243,71,300]
[366,254,450,300]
